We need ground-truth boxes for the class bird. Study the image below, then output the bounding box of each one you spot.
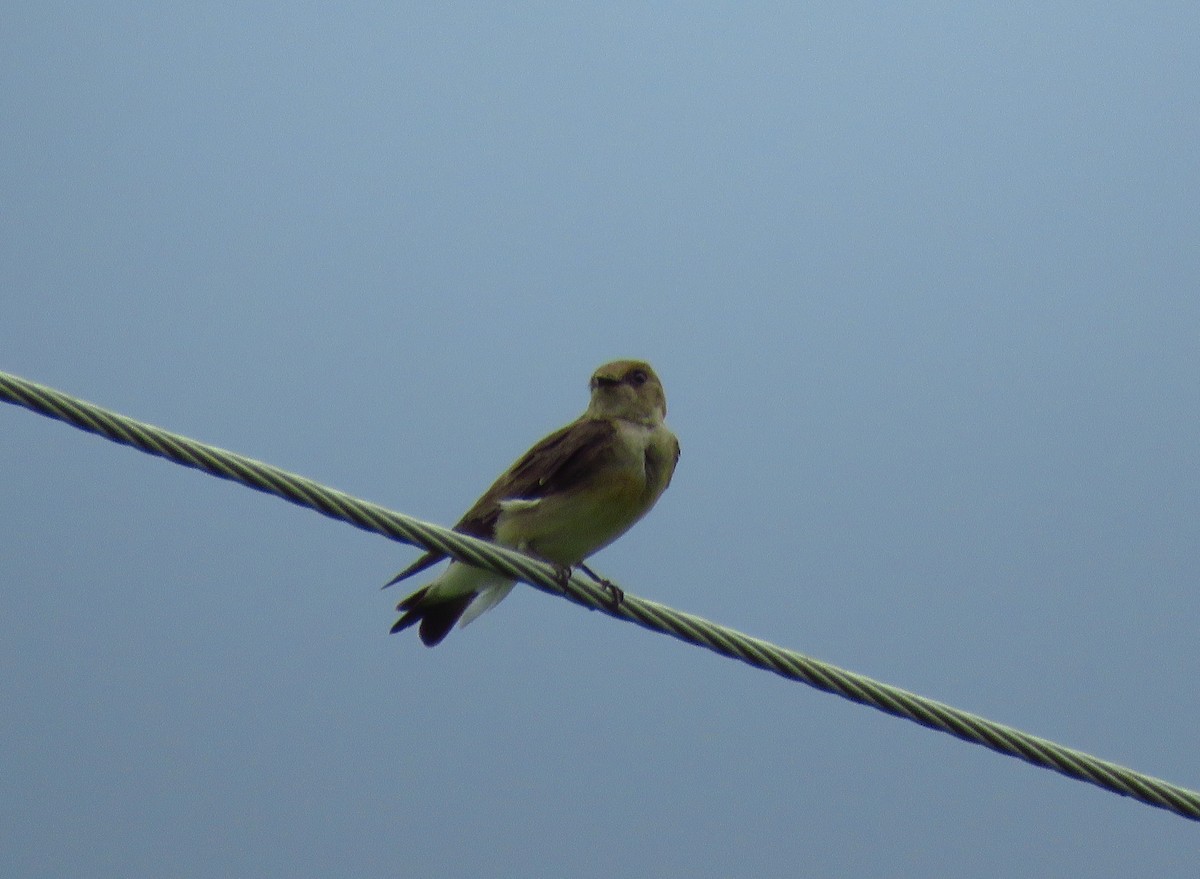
[386,359,679,646]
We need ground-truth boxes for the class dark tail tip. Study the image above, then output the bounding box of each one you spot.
[389,592,474,647]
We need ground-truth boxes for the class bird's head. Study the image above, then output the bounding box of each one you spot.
[586,359,667,425]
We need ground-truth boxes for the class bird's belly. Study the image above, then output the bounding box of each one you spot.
[495,474,647,565]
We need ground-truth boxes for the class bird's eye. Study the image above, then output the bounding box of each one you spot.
[628,370,648,387]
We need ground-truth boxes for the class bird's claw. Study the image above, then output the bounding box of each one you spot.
[599,579,624,609]
[550,563,624,609]
[576,562,623,609]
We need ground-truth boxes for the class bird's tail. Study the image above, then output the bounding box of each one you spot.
[389,566,517,647]
[390,586,475,647]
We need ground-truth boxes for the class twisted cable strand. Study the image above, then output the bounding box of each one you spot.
[2,368,1198,823]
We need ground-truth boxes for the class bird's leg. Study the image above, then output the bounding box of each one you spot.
[544,562,624,610]
[578,563,624,609]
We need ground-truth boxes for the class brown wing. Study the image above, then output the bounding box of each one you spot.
[384,417,618,587]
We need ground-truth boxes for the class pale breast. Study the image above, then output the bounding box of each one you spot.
[492,418,676,566]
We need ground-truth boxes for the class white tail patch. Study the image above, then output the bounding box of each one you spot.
[458,580,517,628]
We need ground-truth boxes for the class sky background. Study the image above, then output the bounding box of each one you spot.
[3,4,1199,876]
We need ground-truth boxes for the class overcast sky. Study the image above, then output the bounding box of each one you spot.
[3,4,1199,877]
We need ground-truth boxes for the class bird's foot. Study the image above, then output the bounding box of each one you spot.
[578,563,624,609]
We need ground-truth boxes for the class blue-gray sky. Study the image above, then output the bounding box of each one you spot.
[3,5,1198,876]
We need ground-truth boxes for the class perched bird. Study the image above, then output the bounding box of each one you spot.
[387,359,680,646]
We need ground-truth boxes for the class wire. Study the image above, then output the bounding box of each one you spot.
[2,367,1197,823]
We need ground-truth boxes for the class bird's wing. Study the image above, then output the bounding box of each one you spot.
[384,417,617,587]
